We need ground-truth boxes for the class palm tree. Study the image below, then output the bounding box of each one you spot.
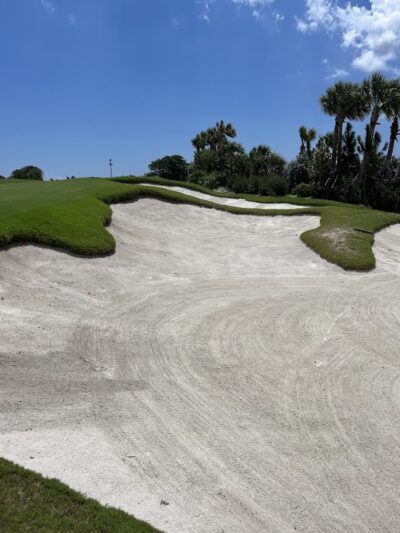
[383,78,400,160]
[359,74,399,200]
[320,81,369,172]
[358,125,385,205]
[216,120,236,140]
[298,127,317,157]
[214,120,237,150]
[306,128,317,158]
[362,73,391,137]
[299,126,307,155]
[191,131,208,153]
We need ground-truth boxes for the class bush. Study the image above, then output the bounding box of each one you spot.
[287,153,310,190]
[0,175,6,180]
[10,166,43,181]
[293,182,314,198]
[258,174,289,196]
[188,169,220,189]
[231,175,249,193]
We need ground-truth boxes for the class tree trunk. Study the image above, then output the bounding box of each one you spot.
[360,113,379,205]
[336,119,344,164]
[307,141,312,158]
[369,107,380,138]
[387,116,399,161]
[330,119,340,173]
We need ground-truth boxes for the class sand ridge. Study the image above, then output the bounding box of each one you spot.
[1,199,400,532]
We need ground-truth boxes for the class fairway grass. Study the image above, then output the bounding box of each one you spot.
[0,458,161,532]
[1,176,399,270]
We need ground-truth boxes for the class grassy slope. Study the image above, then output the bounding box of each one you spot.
[1,177,399,270]
[0,458,161,532]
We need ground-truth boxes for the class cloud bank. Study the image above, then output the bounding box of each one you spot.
[296,0,400,72]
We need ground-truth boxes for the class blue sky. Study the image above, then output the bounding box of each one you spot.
[0,0,399,178]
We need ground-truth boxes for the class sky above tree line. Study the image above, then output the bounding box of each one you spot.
[0,0,399,178]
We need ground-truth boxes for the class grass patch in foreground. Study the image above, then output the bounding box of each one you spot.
[1,176,400,271]
[0,458,161,532]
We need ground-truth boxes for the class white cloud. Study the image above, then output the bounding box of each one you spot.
[199,0,280,22]
[325,67,350,79]
[273,10,285,26]
[232,0,275,19]
[198,0,214,22]
[296,0,337,32]
[322,57,350,79]
[40,0,55,13]
[296,0,400,72]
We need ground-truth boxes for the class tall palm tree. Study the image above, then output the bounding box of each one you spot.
[299,127,317,157]
[362,73,392,137]
[191,131,208,153]
[192,121,237,155]
[214,121,237,148]
[358,125,385,205]
[305,128,317,157]
[320,81,369,172]
[217,120,236,140]
[383,78,400,160]
[299,126,307,155]
[359,74,399,201]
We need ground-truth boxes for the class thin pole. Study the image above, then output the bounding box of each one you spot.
[109,159,113,178]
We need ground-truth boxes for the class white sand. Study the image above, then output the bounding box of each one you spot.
[137,184,307,210]
[1,199,400,532]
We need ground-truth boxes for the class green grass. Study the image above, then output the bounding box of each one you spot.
[0,457,162,532]
[1,176,399,270]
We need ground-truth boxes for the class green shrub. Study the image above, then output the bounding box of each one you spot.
[0,175,6,180]
[188,169,220,189]
[258,174,289,196]
[10,166,43,181]
[293,182,314,198]
[231,175,249,193]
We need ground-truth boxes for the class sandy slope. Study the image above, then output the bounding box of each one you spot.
[136,183,306,209]
[1,199,400,533]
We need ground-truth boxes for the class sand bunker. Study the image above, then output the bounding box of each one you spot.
[137,183,306,210]
[1,199,400,532]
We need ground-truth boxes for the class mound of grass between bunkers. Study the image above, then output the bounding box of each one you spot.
[0,458,162,532]
[1,176,399,271]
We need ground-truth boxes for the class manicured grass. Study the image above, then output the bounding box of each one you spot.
[1,176,399,270]
[0,457,161,532]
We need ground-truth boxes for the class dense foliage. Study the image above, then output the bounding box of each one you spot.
[149,73,400,212]
[148,155,188,181]
[149,120,289,195]
[10,165,43,181]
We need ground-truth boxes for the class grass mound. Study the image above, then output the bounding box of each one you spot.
[0,457,161,532]
[0,176,399,270]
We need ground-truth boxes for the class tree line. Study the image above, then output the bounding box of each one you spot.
[149,73,400,211]
[0,166,43,181]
